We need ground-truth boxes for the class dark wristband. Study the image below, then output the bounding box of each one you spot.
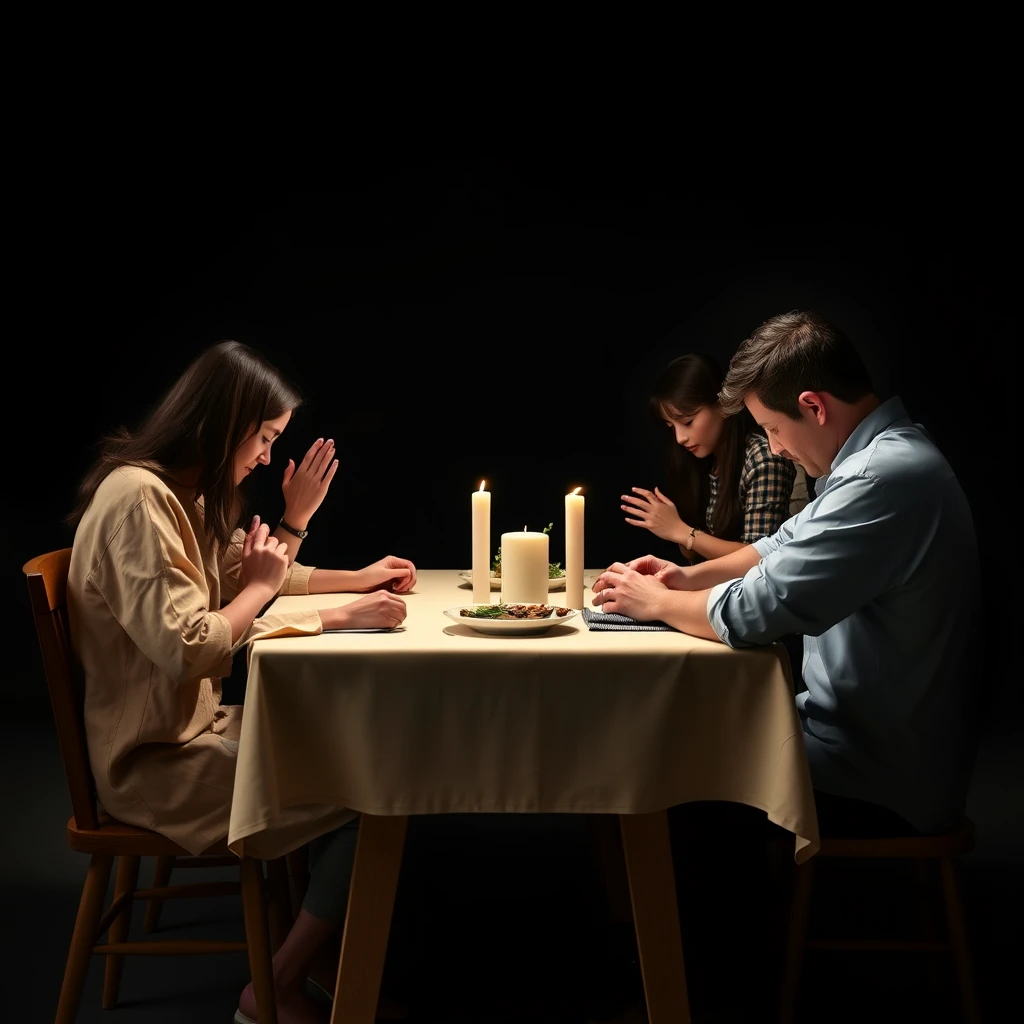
[278,518,309,540]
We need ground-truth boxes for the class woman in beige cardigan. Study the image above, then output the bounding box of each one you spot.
[67,339,415,1024]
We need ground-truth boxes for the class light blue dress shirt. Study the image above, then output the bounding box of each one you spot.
[707,397,980,833]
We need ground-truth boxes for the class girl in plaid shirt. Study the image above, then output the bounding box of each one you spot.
[623,352,799,564]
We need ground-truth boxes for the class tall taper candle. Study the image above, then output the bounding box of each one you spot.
[565,486,584,608]
[472,481,491,604]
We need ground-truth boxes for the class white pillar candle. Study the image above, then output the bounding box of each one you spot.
[565,486,584,608]
[472,481,491,604]
[500,527,549,605]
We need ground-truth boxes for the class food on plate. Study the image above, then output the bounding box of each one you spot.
[460,604,571,620]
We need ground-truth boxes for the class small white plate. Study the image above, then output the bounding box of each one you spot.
[458,571,566,591]
[444,603,579,636]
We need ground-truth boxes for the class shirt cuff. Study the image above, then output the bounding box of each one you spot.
[706,581,733,644]
[281,561,315,595]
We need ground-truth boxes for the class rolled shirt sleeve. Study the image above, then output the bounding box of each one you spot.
[709,472,911,647]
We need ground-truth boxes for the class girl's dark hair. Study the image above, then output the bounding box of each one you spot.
[649,351,757,542]
[67,340,303,550]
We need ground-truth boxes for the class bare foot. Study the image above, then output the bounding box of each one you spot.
[237,979,330,1024]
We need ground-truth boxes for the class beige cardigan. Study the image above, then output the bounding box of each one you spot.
[68,466,323,855]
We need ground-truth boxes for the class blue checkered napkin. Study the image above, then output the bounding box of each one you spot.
[581,607,679,632]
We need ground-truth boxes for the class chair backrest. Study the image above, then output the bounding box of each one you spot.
[23,548,101,831]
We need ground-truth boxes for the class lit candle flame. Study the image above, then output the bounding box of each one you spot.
[569,486,582,496]
[478,480,487,491]
[524,525,527,532]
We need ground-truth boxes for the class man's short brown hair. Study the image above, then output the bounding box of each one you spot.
[718,310,874,419]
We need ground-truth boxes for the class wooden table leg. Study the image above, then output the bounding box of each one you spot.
[619,811,691,1024]
[330,813,409,1024]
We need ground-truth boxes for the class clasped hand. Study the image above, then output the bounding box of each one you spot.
[240,516,289,594]
[591,555,688,618]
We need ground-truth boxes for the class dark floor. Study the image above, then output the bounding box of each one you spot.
[3,706,1020,1024]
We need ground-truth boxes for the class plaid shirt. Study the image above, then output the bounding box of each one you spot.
[706,432,797,542]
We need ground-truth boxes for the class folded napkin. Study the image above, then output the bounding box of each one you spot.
[581,607,679,632]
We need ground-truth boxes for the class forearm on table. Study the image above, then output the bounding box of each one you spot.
[675,544,761,589]
[654,589,722,642]
[307,568,365,593]
[316,604,353,630]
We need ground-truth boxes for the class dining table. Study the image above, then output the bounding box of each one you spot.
[227,569,820,1024]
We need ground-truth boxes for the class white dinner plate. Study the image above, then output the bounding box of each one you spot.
[458,570,566,591]
[444,603,579,636]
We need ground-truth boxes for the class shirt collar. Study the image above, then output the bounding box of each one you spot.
[831,395,909,474]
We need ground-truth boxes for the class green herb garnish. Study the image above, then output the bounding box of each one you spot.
[492,522,563,578]
[463,605,507,618]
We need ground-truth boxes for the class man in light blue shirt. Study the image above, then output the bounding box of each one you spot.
[593,310,980,835]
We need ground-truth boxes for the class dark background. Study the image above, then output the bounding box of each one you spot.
[5,163,1020,1022]
[8,165,1014,719]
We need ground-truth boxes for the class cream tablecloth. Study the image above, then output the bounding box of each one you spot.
[227,570,819,864]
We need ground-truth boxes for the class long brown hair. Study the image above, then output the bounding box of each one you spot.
[67,340,303,550]
[650,352,758,541]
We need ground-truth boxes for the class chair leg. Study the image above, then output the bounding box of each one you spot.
[912,858,941,993]
[939,857,981,1024]
[265,856,294,951]
[779,858,815,1024]
[143,855,175,932]
[56,854,114,1024]
[241,857,278,1024]
[102,854,141,1008]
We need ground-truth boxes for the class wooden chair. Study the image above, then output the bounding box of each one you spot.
[23,548,282,1024]
[780,815,981,1024]
[144,847,306,942]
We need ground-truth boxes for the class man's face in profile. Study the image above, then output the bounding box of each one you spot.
[745,392,831,479]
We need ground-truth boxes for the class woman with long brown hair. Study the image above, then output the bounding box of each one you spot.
[67,339,414,1023]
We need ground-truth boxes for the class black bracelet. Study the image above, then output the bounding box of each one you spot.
[278,518,309,540]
